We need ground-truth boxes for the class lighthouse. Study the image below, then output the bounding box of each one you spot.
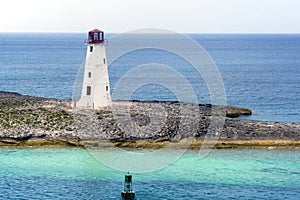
[76,29,111,109]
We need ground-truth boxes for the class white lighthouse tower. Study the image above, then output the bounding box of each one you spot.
[76,29,111,109]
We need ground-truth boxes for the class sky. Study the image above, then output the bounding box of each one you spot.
[0,0,299,33]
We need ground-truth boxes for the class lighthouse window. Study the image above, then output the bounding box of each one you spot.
[103,58,106,64]
[90,46,93,52]
[87,86,91,95]
[88,72,91,78]
[94,32,99,40]
[106,86,109,92]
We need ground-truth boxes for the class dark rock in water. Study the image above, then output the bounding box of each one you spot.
[0,91,299,147]
[225,106,252,117]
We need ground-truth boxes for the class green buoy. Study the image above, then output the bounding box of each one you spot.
[121,173,135,200]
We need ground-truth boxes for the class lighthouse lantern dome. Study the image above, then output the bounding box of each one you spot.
[88,29,104,44]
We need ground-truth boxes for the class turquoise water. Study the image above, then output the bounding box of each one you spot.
[0,148,299,199]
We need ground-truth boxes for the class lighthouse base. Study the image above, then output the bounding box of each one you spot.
[121,191,135,200]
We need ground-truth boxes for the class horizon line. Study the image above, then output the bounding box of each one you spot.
[0,31,300,35]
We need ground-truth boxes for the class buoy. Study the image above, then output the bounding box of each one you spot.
[121,172,135,200]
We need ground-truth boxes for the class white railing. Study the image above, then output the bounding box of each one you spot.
[84,39,108,45]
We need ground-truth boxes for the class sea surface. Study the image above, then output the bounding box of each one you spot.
[0,33,299,200]
[0,33,299,122]
[0,148,299,200]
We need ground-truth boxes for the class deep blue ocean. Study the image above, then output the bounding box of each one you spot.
[0,33,299,122]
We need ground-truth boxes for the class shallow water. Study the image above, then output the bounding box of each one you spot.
[0,148,299,199]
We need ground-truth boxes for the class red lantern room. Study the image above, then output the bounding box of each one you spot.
[87,29,104,44]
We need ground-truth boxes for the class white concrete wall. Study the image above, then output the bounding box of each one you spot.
[76,42,111,109]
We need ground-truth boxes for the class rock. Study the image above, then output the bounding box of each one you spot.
[225,106,252,117]
[0,91,299,148]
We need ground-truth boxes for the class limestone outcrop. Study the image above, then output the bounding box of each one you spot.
[0,91,299,148]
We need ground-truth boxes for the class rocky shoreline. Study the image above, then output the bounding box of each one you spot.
[0,91,299,148]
